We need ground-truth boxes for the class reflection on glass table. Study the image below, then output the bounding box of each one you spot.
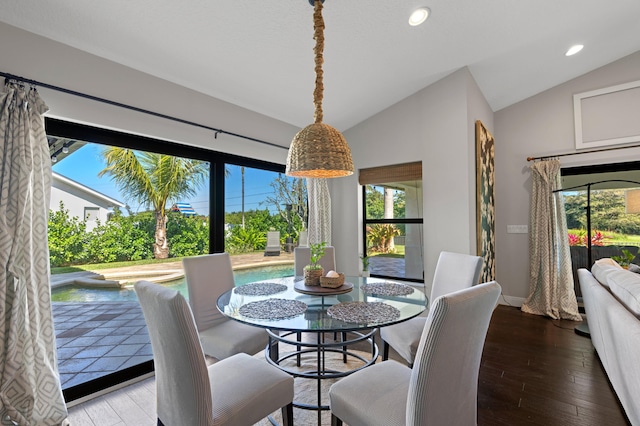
[216,275,427,425]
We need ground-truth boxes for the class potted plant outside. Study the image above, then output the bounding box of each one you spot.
[360,254,370,277]
[304,242,326,286]
[612,248,636,269]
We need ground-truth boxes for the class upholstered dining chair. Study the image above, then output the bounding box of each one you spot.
[134,281,294,426]
[294,246,336,276]
[182,253,269,360]
[329,281,501,426]
[380,251,483,366]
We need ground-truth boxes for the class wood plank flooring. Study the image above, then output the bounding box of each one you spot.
[67,305,631,425]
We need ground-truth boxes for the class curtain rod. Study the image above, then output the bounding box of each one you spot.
[527,143,640,162]
[1,71,288,151]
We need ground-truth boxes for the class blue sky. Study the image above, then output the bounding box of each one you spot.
[52,143,282,215]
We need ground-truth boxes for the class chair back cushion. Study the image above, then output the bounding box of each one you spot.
[134,281,212,426]
[294,246,336,276]
[430,251,483,302]
[183,253,234,331]
[266,231,281,248]
[407,281,501,426]
[298,230,309,247]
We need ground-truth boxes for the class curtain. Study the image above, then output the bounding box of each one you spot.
[0,82,68,425]
[306,178,331,245]
[521,159,581,321]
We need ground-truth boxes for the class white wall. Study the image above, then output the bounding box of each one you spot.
[335,68,492,296]
[494,51,640,303]
[0,22,298,164]
[50,187,107,232]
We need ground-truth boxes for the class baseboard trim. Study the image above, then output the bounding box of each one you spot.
[498,295,525,307]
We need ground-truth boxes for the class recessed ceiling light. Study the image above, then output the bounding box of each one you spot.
[566,44,584,56]
[409,7,430,26]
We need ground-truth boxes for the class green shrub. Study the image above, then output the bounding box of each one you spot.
[48,202,88,267]
[85,211,153,263]
[226,226,267,253]
[168,212,209,257]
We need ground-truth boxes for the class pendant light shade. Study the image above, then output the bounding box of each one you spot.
[286,0,354,178]
[287,123,353,178]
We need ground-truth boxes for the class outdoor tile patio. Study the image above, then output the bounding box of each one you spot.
[53,301,151,388]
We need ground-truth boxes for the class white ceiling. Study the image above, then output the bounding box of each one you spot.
[1,0,640,131]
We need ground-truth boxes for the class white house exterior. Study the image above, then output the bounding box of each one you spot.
[50,172,125,231]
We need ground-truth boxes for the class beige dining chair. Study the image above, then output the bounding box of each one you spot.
[182,253,269,360]
[330,281,500,426]
[134,280,294,426]
[380,251,483,366]
[293,245,338,355]
[297,230,309,247]
[294,246,336,276]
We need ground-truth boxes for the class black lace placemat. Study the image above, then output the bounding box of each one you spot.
[239,298,307,320]
[234,282,288,296]
[327,301,400,324]
[361,282,415,296]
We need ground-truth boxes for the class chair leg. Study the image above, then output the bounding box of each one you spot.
[282,402,294,426]
[382,340,390,361]
[331,413,343,426]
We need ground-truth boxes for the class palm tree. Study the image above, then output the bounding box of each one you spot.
[99,148,208,259]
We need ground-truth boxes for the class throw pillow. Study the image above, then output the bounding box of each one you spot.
[607,270,640,318]
[591,258,623,288]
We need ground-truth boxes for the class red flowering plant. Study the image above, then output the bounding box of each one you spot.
[568,233,583,246]
[591,231,606,246]
[567,230,607,246]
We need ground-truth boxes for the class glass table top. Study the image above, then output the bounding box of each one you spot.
[216,275,427,332]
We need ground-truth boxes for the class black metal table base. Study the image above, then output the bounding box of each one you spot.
[265,329,378,425]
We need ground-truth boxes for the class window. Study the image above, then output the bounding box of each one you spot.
[84,207,99,221]
[45,118,286,401]
[360,162,424,282]
[224,166,307,254]
[561,161,640,296]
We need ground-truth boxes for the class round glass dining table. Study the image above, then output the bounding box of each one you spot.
[216,275,427,424]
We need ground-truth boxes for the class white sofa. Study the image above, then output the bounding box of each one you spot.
[578,259,640,425]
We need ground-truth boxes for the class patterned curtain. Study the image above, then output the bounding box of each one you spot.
[306,178,331,245]
[0,82,68,425]
[521,159,581,321]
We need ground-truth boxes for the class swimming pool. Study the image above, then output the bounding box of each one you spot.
[51,264,295,302]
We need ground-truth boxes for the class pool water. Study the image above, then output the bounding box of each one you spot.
[51,264,294,302]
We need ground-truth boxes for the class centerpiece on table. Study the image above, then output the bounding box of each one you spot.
[304,242,326,286]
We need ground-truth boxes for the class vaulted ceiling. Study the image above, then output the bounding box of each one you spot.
[1,0,639,131]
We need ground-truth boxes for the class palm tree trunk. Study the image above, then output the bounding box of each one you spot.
[154,211,169,259]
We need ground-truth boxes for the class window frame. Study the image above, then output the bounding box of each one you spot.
[45,118,285,401]
[361,185,424,283]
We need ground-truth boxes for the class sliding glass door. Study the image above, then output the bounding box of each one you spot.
[45,118,286,401]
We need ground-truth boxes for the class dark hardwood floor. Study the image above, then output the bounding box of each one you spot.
[477,305,630,425]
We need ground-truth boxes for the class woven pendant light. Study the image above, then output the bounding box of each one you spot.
[286,0,354,178]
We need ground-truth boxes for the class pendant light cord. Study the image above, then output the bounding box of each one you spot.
[313,0,324,124]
